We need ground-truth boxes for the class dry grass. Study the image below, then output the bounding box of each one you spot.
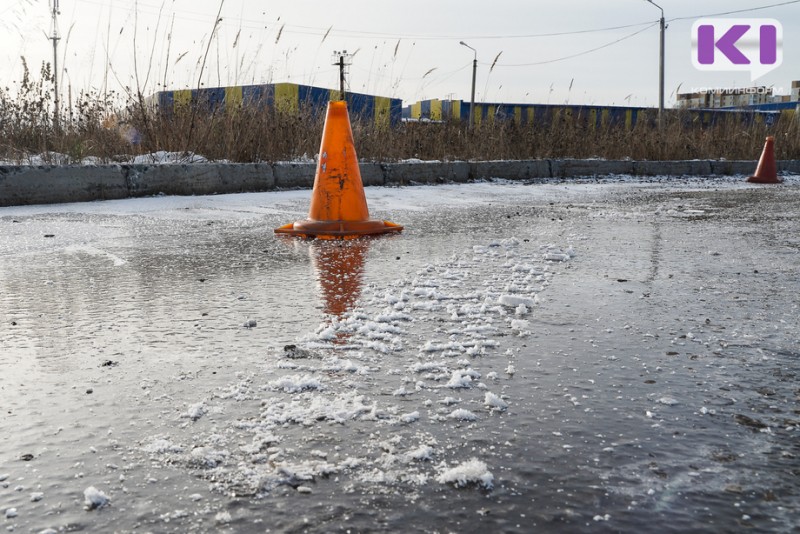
[1,62,799,164]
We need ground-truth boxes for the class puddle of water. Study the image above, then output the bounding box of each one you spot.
[1,185,798,533]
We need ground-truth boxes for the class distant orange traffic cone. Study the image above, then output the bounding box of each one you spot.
[747,136,782,184]
[275,100,403,239]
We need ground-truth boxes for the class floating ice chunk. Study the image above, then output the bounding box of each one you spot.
[510,319,530,331]
[656,397,679,406]
[405,445,434,462]
[436,458,494,489]
[446,369,480,389]
[398,411,420,424]
[268,375,323,393]
[543,253,570,262]
[484,392,508,411]
[593,514,611,521]
[393,386,412,397]
[183,402,207,421]
[512,263,538,273]
[30,492,44,502]
[498,295,536,308]
[83,486,110,510]
[242,319,257,328]
[5,508,17,518]
[189,447,228,468]
[448,409,478,421]
[142,438,184,454]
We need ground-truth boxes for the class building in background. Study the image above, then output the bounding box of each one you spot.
[403,97,786,129]
[147,83,402,126]
[676,80,800,111]
[404,99,652,129]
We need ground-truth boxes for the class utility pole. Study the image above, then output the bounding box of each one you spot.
[644,0,665,127]
[49,0,61,131]
[459,41,477,130]
[332,50,353,102]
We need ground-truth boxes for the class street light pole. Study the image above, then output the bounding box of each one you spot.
[49,0,61,131]
[645,0,665,126]
[459,41,477,129]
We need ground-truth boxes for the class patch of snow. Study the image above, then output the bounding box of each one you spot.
[484,392,508,412]
[448,409,478,421]
[436,458,494,489]
[83,486,110,510]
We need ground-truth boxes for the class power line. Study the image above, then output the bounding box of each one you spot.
[282,21,658,41]
[669,0,800,21]
[67,0,800,46]
[491,22,658,68]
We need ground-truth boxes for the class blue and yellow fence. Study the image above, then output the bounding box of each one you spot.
[404,100,784,129]
[149,83,402,127]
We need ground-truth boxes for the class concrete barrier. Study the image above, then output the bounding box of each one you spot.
[778,160,800,173]
[633,160,714,176]
[212,164,275,194]
[0,165,128,207]
[273,162,315,189]
[709,160,756,176]
[124,163,274,197]
[552,159,635,178]
[0,158,794,207]
[469,160,550,180]
[360,163,385,187]
[383,161,470,185]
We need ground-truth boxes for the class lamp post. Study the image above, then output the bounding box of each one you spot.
[459,41,477,129]
[644,0,665,126]
[49,0,61,131]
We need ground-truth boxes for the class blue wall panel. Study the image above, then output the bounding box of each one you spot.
[152,84,402,125]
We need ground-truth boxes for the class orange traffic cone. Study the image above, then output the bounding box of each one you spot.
[275,100,403,239]
[747,136,782,184]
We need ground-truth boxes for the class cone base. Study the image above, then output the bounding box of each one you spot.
[275,219,403,240]
[746,175,782,184]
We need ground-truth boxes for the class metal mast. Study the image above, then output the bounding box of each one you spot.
[332,50,352,101]
[49,0,61,130]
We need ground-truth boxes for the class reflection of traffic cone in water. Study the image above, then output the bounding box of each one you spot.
[310,239,368,318]
[747,136,781,184]
[275,100,403,239]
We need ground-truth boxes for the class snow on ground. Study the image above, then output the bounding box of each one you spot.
[135,227,574,496]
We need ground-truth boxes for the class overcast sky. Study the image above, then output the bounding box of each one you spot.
[1,0,798,108]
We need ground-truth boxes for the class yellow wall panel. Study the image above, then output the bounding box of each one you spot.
[275,83,299,112]
[452,100,461,120]
[225,86,243,110]
[430,99,442,120]
[375,96,391,127]
[174,89,192,109]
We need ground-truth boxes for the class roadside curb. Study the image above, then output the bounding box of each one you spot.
[1,158,798,207]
